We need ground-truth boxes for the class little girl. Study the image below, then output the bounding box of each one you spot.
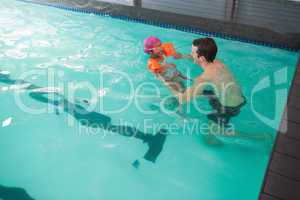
[144,36,189,93]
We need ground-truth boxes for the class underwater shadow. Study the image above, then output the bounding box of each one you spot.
[0,185,35,200]
[29,91,167,163]
[0,73,167,164]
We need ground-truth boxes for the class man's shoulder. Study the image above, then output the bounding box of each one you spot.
[215,60,226,67]
[195,71,210,82]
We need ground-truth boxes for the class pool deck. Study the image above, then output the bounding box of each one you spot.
[260,55,300,200]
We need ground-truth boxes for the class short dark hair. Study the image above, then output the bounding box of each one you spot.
[193,38,217,62]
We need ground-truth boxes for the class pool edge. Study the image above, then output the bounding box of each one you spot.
[16,0,299,52]
[259,55,300,200]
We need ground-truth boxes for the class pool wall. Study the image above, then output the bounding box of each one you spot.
[18,0,300,51]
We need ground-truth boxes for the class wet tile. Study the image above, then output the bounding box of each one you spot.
[288,96,300,109]
[275,134,300,159]
[290,79,300,95]
[270,152,300,181]
[264,172,300,200]
[260,193,281,200]
[279,120,300,140]
[293,75,300,84]
[282,107,300,124]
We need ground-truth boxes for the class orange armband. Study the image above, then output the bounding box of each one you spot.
[162,43,176,57]
[148,58,163,73]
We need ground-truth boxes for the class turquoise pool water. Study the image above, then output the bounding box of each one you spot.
[0,1,299,200]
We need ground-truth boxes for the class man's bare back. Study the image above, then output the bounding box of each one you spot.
[174,38,273,145]
[175,38,246,126]
[195,60,245,107]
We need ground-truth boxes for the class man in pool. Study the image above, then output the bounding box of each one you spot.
[176,38,247,136]
[144,36,190,93]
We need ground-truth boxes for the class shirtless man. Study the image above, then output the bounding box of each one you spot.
[175,37,274,145]
[177,37,246,126]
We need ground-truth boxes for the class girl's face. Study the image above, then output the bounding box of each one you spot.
[151,41,163,55]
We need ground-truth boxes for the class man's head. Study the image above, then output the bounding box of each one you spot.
[144,36,163,56]
[192,38,217,64]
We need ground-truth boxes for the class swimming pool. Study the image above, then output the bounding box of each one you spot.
[0,0,299,200]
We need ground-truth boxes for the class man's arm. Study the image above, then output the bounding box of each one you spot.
[182,54,193,60]
[176,75,208,104]
[161,63,176,69]
[173,53,193,60]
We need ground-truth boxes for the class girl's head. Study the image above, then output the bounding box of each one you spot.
[144,36,162,55]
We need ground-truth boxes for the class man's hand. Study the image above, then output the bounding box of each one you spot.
[174,53,193,60]
[183,54,193,60]
[173,53,183,59]
[163,63,176,68]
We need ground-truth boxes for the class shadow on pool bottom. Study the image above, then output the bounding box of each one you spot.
[0,73,167,165]
[0,185,35,200]
[0,73,170,198]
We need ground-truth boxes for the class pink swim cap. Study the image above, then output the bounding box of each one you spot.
[144,36,161,54]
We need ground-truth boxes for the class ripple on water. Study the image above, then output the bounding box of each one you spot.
[32,40,52,48]
[16,43,29,49]
[5,49,27,59]
[63,63,85,72]
[98,88,109,97]
[37,63,51,69]
[2,39,16,46]
[3,29,33,40]
[0,86,9,92]
[0,17,15,26]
